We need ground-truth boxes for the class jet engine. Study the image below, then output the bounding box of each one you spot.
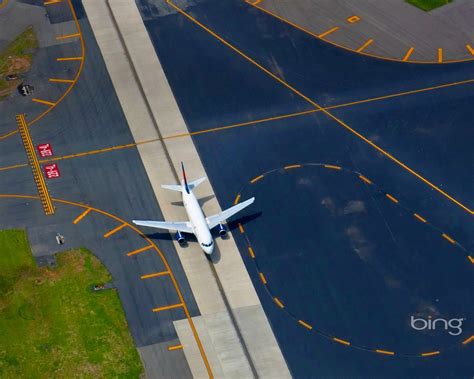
[217,224,227,237]
[175,231,185,245]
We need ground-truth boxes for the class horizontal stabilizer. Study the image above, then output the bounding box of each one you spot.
[188,176,206,190]
[161,184,182,192]
[132,220,192,233]
[206,197,255,229]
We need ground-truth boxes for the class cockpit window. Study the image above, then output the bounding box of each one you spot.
[201,241,213,247]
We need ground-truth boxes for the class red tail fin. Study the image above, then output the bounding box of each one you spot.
[181,162,190,194]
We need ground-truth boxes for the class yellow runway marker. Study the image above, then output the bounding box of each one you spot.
[466,44,474,56]
[234,194,241,205]
[441,233,456,244]
[356,39,374,53]
[385,194,399,204]
[31,98,55,106]
[16,114,54,215]
[403,47,414,62]
[284,164,301,170]
[168,344,183,351]
[238,223,244,233]
[165,0,474,214]
[438,48,443,63]
[421,351,440,357]
[274,297,284,308]
[462,335,474,345]
[413,213,427,223]
[56,56,82,61]
[375,349,395,355]
[49,78,74,83]
[298,320,313,330]
[324,164,341,170]
[127,245,154,257]
[333,337,351,346]
[152,303,183,313]
[103,223,127,238]
[358,175,372,184]
[317,26,339,39]
[259,272,267,284]
[56,32,80,40]
[248,246,255,258]
[141,271,170,280]
[250,174,264,184]
[73,208,91,224]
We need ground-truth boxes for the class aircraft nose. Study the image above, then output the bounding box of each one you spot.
[204,245,214,255]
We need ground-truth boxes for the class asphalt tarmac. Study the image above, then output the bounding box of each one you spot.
[135,0,474,377]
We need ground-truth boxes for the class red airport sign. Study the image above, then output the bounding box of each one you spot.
[37,143,54,158]
[43,163,60,179]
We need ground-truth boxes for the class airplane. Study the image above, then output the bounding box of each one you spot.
[133,163,255,255]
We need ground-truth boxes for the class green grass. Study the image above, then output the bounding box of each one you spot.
[405,0,453,11]
[0,230,143,378]
[0,25,38,74]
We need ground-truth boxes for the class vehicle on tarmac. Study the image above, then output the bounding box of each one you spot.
[133,163,255,255]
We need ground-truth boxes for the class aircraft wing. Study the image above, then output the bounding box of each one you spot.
[132,220,193,233]
[206,197,255,229]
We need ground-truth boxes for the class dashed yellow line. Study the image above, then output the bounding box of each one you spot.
[152,303,184,313]
[127,245,154,257]
[385,194,399,204]
[375,349,395,355]
[250,175,264,184]
[462,335,474,345]
[468,256,474,264]
[16,114,54,215]
[413,213,427,223]
[73,208,91,224]
[103,223,127,238]
[141,271,170,280]
[238,223,245,233]
[259,272,267,284]
[317,26,339,39]
[403,47,414,62]
[298,320,313,330]
[284,164,301,170]
[234,194,241,205]
[333,337,351,346]
[356,39,374,53]
[358,175,372,184]
[248,246,255,258]
[441,233,456,244]
[324,164,342,170]
[421,351,440,357]
[273,297,284,308]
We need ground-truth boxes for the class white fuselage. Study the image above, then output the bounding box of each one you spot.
[182,185,214,254]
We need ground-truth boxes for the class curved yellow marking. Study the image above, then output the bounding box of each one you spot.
[333,337,351,346]
[166,0,473,214]
[442,233,456,244]
[259,272,267,284]
[250,174,264,184]
[324,164,342,170]
[421,351,440,357]
[284,164,301,170]
[274,297,284,308]
[298,320,313,330]
[249,2,474,65]
[358,175,372,184]
[375,349,395,355]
